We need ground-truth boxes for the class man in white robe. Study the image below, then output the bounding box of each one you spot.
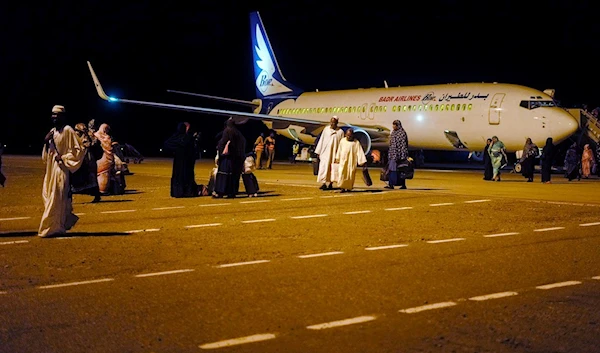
[335,129,367,192]
[314,116,344,190]
[39,105,85,238]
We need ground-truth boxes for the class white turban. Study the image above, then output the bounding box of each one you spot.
[52,105,65,113]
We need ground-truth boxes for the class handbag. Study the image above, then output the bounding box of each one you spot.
[396,159,414,180]
[380,163,389,181]
[361,166,372,186]
[331,162,340,183]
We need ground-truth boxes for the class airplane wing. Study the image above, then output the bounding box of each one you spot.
[87,61,389,136]
[166,89,260,108]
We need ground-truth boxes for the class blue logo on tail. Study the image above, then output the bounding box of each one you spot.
[250,12,303,100]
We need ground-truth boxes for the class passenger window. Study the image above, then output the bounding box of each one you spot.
[412,105,417,111]
[418,105,423,111]
[440,105,445,111]
[451,104,455,111]
[467,104,472,110]
[456,104,460,111]
[435,105,439,111]
[462,104,466,111]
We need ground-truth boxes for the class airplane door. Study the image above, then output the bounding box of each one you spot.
[359,103,368,120]
[488,93,505,125]
[369,103,377,120]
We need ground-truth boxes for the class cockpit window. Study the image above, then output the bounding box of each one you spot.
[519,100,556,110]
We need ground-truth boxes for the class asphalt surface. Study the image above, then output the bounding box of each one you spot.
[1,155,600,353]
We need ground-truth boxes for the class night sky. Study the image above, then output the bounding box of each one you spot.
[2,1,598,157]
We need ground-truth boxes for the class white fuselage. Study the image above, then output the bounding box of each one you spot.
[267,82,578,152]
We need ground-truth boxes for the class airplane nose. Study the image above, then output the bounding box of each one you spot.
[551,110,579,143]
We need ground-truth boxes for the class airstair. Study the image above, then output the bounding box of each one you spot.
[578,109,600,145]
[566,108,600,149]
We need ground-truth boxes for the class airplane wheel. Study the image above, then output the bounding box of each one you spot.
[514,163,522,173]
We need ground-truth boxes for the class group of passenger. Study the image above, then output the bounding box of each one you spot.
[30,104,600,238]
[483,134,597,184]
[564,142,596,181]
[38,105,129,237]
[313,116,410,191]
[163,118,259,200]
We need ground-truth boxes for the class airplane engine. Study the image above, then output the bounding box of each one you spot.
[341,126,372,154]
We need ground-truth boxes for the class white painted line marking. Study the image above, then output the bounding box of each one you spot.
[55,237,76,239]
[320,195,335,199]
[241,219,276,224]
[0,291,6,295]
[306,315,376,330]
[264,182,315,188]
[126,228,161,234]
[343,210,371,215]
[0,240,29,245]
[298,251,344,258]
[199,203,231,207]
[199,333,276,349]
[101,209,136,214]
[74,213,86,216]
[365,244,408,251]
[464,199,491,203]
[427,238,465,244]
[580,222,600,227]
[469,291,518,301]
[483,232,519,238]
[291,214,328,219]
[536,281,582,290]
[216,260,270,268]
[429,203,454,207]
[281,197,313,201]
[152,206,185,210]
[592,276,600,280]
[38,278,114,289]
[399,302,457,313]
[385,207,413,211]
[0,217,31,221]
[334,194,355,197]
[240,200,271,204]
[135,269,195,278]
[533,227,565,232]
[185,223,223,229]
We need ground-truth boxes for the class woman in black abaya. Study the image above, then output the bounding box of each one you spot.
[164,122,199,197]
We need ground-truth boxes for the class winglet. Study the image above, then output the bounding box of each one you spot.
[87,61,114,101]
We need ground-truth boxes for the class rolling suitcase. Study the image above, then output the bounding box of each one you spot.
[242,173,259,195]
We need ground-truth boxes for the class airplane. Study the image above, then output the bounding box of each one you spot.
[87,11,579,160]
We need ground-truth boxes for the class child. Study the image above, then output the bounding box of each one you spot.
[242,152,259,197]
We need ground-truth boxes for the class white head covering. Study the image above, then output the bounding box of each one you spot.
[52,105,65,113]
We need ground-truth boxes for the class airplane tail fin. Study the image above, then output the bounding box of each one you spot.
[250,11,303,100]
